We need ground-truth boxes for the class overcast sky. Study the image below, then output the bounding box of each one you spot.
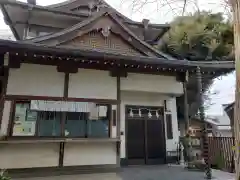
[0,0,235,115]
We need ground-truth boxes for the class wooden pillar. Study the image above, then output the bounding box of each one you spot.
[116,75,121,166]
[58,73,69,167]
[183,71,189,134]
[0,53,5,131]
[0,53,9,137]
[196,67,212,179]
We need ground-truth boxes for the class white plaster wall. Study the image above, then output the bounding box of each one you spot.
[68,69,117,100]
[111,127,117,138]
[165,98,180,152]
[0,143,59,169]
[111,105,117,138]
[63,143,117,166]
[0,100,11,136]
[7,64,65,97]
[121,73,183,95]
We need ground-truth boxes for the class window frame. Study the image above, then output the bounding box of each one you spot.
[8,100,112,139]
[165,113,173,140]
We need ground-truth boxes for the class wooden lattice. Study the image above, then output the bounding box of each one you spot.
[208,137,235,172]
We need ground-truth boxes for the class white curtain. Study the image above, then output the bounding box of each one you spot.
[30,100,92,112]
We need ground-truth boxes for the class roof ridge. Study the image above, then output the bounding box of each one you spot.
[47,0,79,8]
[47,0,135,23]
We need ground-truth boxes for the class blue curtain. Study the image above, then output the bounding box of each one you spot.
[38,112,61,136]
[88,119,109,137]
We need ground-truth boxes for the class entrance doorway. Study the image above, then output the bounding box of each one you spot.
[125,105,166,165]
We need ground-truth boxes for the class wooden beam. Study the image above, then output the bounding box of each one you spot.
[109,69,128,78]
[63,73,69,98]
[58,141,65,167]
[176,72,188,82]
[108,104,112,138]
[5,95,119,104]
[8,52,187,79]
[0,55,9,134]
[57,61,78,74]
[9,54,21,69]
[59,73,69,167]
[7,100,16,137]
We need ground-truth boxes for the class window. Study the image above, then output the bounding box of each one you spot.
[13,102,62,137]
[11,101,111,138]
[65,105,109,138]
[65,112,87,137]
[88,105,109,137]
[38,111,61,137]
[166,114,173,139]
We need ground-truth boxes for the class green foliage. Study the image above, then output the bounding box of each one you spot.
[160,11,233,61]
[213,152,225,170]
[160,11,234,118]
[0,170,11,180]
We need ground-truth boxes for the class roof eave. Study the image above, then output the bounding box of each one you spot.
[224,102,235,112]
[0,39,235,72]
[0,4,20,40]
[0,0,90,18]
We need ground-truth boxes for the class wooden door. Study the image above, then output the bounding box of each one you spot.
[146,118,166,164]
[126,106,166,165]
[126,118,145,165]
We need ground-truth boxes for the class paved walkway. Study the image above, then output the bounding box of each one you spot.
[13,166,235,180]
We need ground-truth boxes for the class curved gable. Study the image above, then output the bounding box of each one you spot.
[25,11,169,57]
[60,30,143,56]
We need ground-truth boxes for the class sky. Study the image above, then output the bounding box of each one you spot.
[0,0,235,115]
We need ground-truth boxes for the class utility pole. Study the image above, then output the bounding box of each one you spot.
[231,1,240,179]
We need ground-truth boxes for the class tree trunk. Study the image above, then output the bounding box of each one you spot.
[232,1,240,180]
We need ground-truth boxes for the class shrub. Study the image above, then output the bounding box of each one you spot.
[0,170,11,180]
[213,152,225,170]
